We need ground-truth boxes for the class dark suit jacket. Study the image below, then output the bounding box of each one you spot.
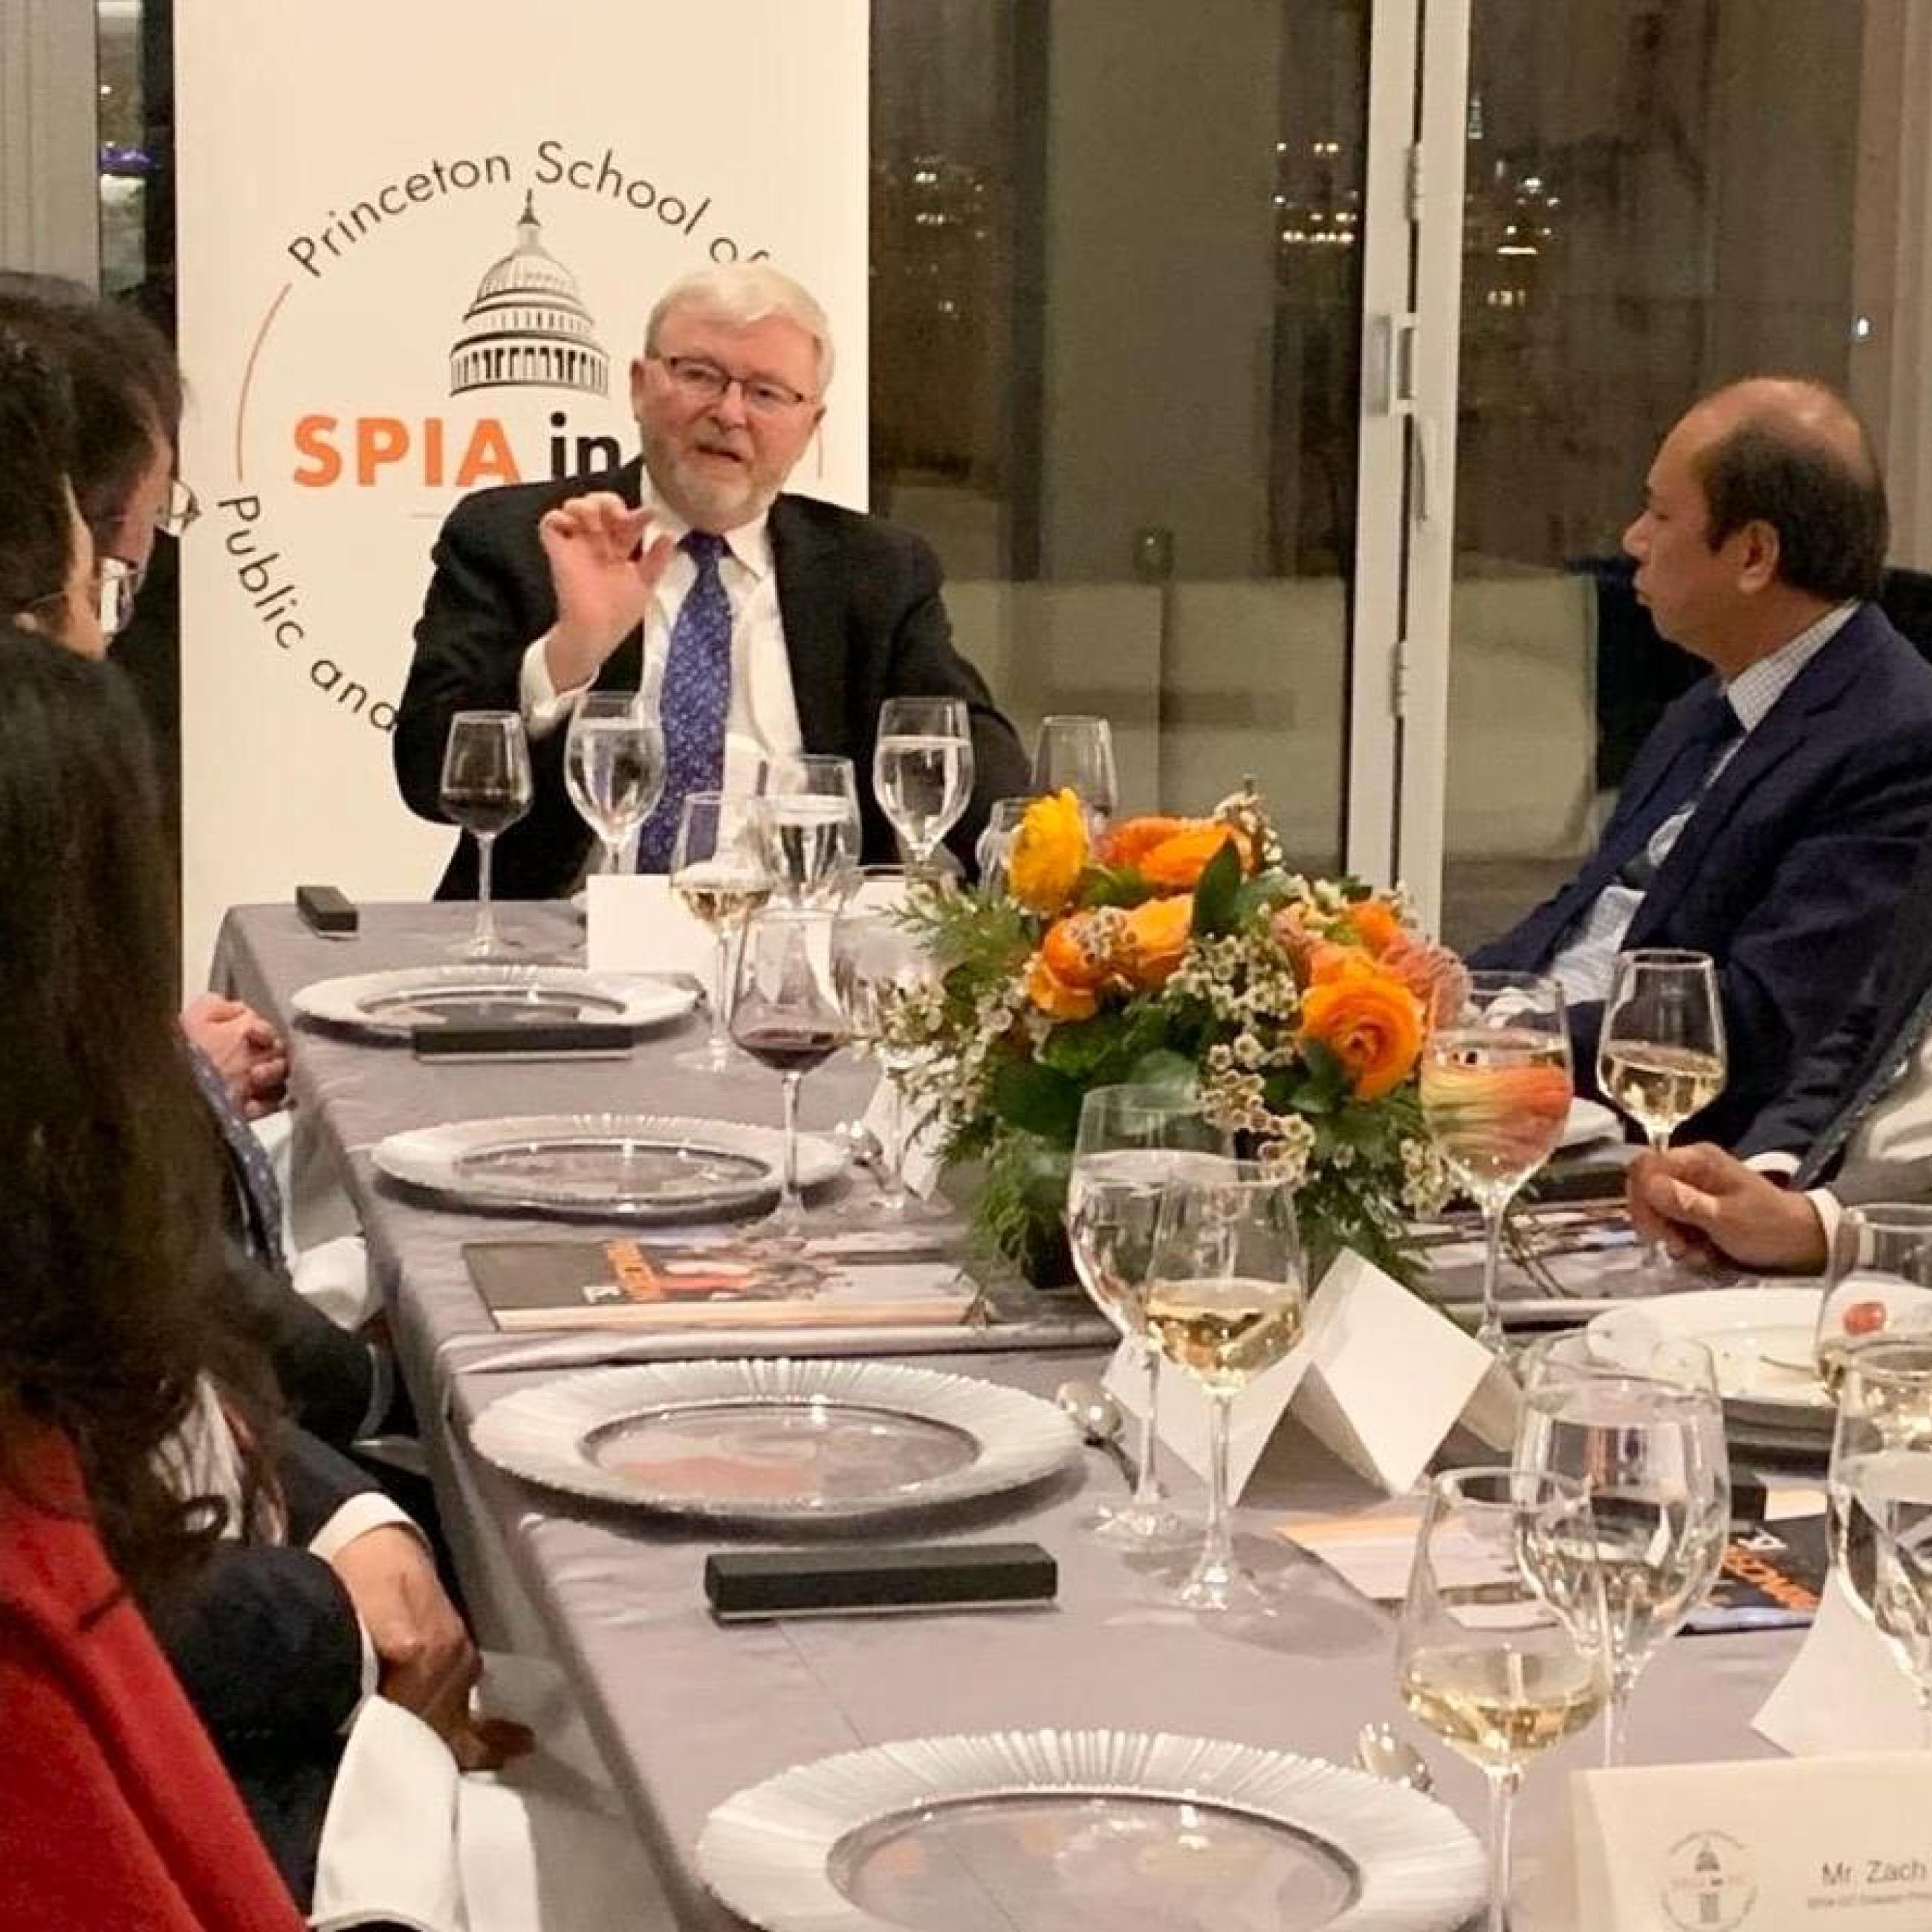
[149,1427,376,1907]
[1737,828,1932,1167]
[393,458,1031,899]
[1472,604,1932,1145]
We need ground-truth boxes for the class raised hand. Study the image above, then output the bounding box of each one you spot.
[1624,1141,1827,1273]
[538,493,676,693]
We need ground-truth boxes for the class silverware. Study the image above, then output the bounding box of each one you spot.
[833,1119,884,1172]
[1054,1379,1136,1488]
[1352,1720,1436,1795]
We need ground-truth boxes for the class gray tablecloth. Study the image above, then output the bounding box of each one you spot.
[216,902,1803,1932]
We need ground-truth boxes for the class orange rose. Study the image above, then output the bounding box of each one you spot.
[1300,955,1424,1101]
[1381,933,1470,1031]
[1025,953,1100,1020]
[1347,898,1403,955]
[1039,910,1116,991]
[1097,816,1192,869]
[1118,894,1194,988]
[1008,789,1089,915]
[1138,824,1252,890]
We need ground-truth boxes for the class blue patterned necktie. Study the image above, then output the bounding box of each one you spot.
[635,531,732,872]
[183,1042,288,1274]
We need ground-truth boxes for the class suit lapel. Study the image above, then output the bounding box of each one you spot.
[1632,615,1868,937]
[770,497,851,756]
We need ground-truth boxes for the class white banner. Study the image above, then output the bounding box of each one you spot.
[174,0,868,982]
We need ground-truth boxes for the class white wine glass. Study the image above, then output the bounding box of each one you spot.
[1395,1468,1612,1932]
[1815,1205,1932,1399]
[1515,1331,1730,1764]
[1031,715,1118,831]
[669,791,774,1072]
[1828,1336,1932,1745]
[832,907,944,1222]
[1419,970,1573,1355]
[1143,1162,1305,1610]
[974,795,1031,898]
[439,710,534,959]
[1066,1086,1233,1547]
[763,752,862,907]
[874,697,973,875]
[730,908,850,1244]
[563,692,665,875]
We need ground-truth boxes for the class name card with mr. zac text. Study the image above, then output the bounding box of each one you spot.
[1572,1751,1932,1932]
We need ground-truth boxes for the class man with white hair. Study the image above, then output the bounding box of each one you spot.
[395,262,1028,896]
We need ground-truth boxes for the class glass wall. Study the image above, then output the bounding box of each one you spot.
[869,0,1371,868]
[1439,0,1919,950]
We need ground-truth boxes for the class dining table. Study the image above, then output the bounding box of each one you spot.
[213,898,1806,1932]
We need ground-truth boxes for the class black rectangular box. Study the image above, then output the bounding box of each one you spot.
[411,1022,635,1061]
[704,1543,1057,1621]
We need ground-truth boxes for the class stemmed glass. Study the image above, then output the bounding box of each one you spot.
[763,752,862,907]
[1419,970,1573,1355]
[563,692,665,876]
[1396,1468,1612,1932]
[874,697,974,878]
[1065,1086,1234,1547]
[1031,715,1118,831]
[975,796,1031,898]
[1828,1335,1932,1744]
[669,792,774,1072]
[1515,1332,1730,1764]
[1143,1161,1306,1610]
[832,907,944,1222]
[730,908,851,1243]
[1815,1205,1932,1398]
[439,711,534,959]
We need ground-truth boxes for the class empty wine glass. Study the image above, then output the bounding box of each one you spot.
[874,696,973,875]
[1515,1331,1730,1764]
[1031,715,1118,831]
[669,792,774,1072]
[1143,1161,1305,1610]
[1396,1468,1611,1932]
[1828,1335,1932,1744]
[731,907,851,1242]
[1419,970,1573,1354]
[1815,1205,1932,1400]
[763,752,862,907]
[1066,1086,1234,1547]
[975,796,1031,898]
[563,692,666,875]
[439,710,534,959]
[832,908,944,1222]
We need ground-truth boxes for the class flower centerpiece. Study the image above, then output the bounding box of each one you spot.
[886,786,1465,1288]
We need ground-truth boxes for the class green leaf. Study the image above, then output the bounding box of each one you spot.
[1190,838,1244,936]
[1284,1039,1350,1114]
[1125,1047,1200,1096]
[986,1057,1083,1145]
[1081,865,1155,909]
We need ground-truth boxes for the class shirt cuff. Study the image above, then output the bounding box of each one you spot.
[519,632,591,739]
[307,1490,422,1566]
[1805,1187,1844,1262]
[1745,1151,1801,1179]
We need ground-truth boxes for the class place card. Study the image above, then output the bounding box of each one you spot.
[1572,1751,1932,1931]
[1103,1250,1514,1501]
[1754,1571,1923,1755]
[586,873,716,982]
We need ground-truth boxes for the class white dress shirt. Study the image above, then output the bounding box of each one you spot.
[1548,602,1858,1005]
[517,487,804,802]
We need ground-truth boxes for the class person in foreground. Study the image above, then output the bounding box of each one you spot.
[1472,377,1932,1144]
[1627,811,1932,1273]
[395,259,1030,896]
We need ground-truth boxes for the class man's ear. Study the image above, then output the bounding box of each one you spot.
[1734,517,1781,594]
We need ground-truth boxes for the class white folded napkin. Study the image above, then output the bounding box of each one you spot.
[1754,1571,1922,1754]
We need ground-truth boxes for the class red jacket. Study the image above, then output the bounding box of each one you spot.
[0,1425,304,1931]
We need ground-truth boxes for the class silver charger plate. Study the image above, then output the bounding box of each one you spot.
[371,1112,846,1219]
[696,1728,1486,1932]
[291,963,696,1038]
[467,1358,1081,1522]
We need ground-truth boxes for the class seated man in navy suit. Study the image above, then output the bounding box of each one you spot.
[395,260,1029,897]
[1472,377,1932,1145]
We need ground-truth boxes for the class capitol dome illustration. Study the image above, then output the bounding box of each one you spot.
[449,192,609,397]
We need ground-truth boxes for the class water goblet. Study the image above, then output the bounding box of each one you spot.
[1031,715,1118,831]
[563,691,665,876]
[875,696,973,875]
[763,752,862,907]
[1815,1204,1932,1400]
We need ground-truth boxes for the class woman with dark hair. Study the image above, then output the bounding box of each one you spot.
[0,634,302,1929]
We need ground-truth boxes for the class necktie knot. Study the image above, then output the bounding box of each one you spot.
[683,530,728,567]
